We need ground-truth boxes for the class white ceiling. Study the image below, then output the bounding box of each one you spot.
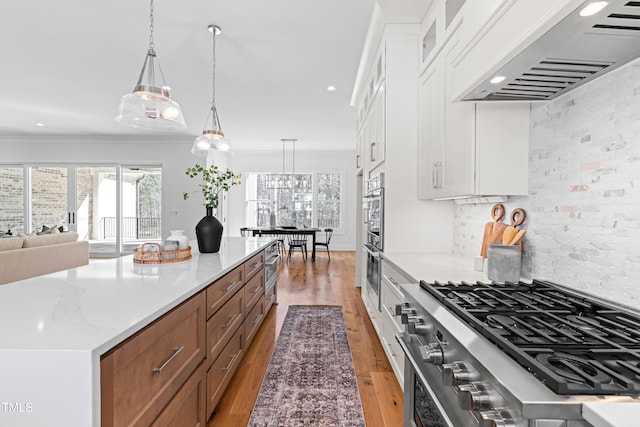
[0,0,375,151]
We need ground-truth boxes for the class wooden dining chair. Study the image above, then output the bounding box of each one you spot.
[286,232,308,261]
[314,228,333,260]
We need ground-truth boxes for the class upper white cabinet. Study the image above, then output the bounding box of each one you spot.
[418,0,531,200]
[367,87,386,172]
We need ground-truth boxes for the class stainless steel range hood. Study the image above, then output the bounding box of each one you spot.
[463,0,640,101]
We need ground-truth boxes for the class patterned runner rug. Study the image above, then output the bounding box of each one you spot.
[248,305,366,426]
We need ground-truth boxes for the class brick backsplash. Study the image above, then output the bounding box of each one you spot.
[454,59,640,310]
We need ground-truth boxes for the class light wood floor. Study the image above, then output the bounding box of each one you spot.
[208,251,404,426]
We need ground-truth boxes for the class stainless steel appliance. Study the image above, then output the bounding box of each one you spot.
[397,279,640,427]
[363,173,384,310]
[264,241,279,297]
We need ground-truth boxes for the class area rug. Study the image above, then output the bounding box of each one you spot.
[248,305,366,427]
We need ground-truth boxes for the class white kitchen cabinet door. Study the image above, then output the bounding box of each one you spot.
[417,57,446,199]
[367,87,386,173]
[356,128,364,172]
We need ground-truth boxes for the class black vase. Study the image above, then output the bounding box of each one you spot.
[195,206,223,253]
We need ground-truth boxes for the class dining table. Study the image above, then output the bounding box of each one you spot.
[245,227,321,261]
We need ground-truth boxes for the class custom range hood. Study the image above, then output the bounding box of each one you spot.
[463,0,640,101]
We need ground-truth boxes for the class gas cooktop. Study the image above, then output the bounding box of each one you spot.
[421,279,640,395]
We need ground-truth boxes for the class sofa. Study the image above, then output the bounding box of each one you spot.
[0,232,89,285]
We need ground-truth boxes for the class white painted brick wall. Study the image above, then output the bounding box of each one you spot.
[454,59,640,310]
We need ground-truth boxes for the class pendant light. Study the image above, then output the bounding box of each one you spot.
[192,24,230,156]
[265,139,310,190]
[115,0,186,131]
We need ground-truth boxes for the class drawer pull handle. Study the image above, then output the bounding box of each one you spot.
[223,280,241,293]
[385,305,395,317]
[253,285,262,295]
[153,346,184,374]
[251,261,263,270]
[387,276,398,285]
[252,314,263,325]
[221,352,239,372]
[222,314,237,329]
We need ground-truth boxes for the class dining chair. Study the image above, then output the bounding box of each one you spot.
[286,232,308,261]
[314,228,333,260]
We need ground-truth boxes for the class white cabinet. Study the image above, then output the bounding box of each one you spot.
[366,87,386,172]
[418,33,530,200]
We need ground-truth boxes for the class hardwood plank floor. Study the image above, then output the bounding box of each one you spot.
[208,251,404,426]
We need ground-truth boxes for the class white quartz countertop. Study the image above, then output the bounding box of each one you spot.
[0,236,274,426]
[381,251,489,284]
[583,402,639,427]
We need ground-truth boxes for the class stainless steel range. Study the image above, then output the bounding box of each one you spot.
[397,279,640,427]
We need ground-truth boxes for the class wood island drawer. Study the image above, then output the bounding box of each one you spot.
[206,326,245,418]
[244,268,264,313]
[244,295,265,349]
[101,293,206,427]
[206,288,244,368]
[206,265,244,319]
[244,251,264,281]
[150,362,206,427]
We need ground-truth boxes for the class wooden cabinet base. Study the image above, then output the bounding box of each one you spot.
[151,363,206,427]
[207,326,245,418]
[100,293,206,427]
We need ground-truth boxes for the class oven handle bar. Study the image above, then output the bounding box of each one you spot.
[396,333,456,427]
[362,244,381,258]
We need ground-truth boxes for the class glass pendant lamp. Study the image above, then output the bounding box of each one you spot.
[192,25,231,156]
[116,0,186,131]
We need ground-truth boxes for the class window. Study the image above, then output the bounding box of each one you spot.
[246,172,342,231]
[316,173,341,229]
[0,167,24,235]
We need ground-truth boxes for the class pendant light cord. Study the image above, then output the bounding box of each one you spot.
[211,28,217,109]
[149,0,155,50]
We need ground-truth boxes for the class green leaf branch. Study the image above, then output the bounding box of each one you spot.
[183,164,242,209]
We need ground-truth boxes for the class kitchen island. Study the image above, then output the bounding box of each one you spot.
[0,237,274,427]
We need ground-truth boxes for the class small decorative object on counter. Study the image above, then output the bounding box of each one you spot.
[487,243,521,282]
[183,164,241,253]
[163,240,179,251]
[167,230,189,249]
[133,242,192,264]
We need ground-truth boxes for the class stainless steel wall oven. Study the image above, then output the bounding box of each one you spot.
[363,173,384,310]
[264,241,279,295]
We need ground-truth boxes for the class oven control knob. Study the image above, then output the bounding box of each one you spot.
[442,361,474,386]
[395,303,416,316]
[457,383,492,411]
[478,409,515,427]
[407,321,433,336]
[419,343,444,365]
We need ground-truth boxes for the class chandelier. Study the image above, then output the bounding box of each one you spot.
[115,0,186,131]
[264,139,311,191]
[192,24,230,156]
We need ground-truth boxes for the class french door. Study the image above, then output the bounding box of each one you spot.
[0,163,162,257]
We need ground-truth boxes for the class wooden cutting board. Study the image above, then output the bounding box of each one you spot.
[480,204,505,258]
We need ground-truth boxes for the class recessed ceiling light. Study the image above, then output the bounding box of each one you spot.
[579,1,608,17]
[327,85,336,92]
[35,122,45,127]
[490,75,506,84]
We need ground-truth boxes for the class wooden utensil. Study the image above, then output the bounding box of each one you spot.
[501,208,526,244]
[481,204,505,258]
[507,229,527,246]
[488,204,509,245]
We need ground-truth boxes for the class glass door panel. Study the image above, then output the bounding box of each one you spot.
[75,166,119,257]
[0,167,25,235]
[122,166,162,254]
[30,167,68,234]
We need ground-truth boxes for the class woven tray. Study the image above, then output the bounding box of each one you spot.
[133,243,192,264]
